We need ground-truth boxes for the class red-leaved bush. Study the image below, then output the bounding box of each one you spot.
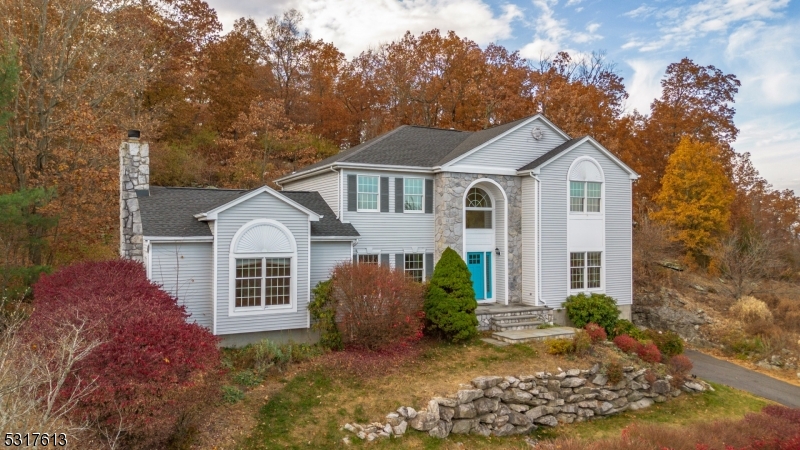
[613,334,642,354]
[330,262,425,351]
[584,322,608,343]
[636,343,663,363]
[668,354,693,385]
[26,259,221,449]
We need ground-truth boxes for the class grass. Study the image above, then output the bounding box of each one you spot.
[239,340,773,450]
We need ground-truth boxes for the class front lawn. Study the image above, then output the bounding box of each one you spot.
[238,339,770,449]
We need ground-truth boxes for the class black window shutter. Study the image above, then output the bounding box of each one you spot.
[425,253,434,279]
[381,253,389,266]
[347,175,357,211]
[425,179,434,213]
[395,253,404,271]
[352,253,357,264]
[395,177,404,213]
[380,177,389,212]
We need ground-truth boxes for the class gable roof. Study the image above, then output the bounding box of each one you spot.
[517,137,586,171]
[517,136,639,179]
[139,186,358,238]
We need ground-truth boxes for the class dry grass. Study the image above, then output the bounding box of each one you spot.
[730,296,774,323]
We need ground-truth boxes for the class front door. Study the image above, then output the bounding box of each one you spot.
[467,252,492,301]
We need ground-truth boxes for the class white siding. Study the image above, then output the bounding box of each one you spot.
[538,142,633,307]
[447,118,568,171]
[282,170,340,217]
[494,194,506,303]
[521,176,537,305]
[150,242,213,329]
[310,241,351,288]
[215,193,311,335]
[343,169,435,256]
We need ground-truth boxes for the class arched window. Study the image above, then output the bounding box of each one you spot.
[465,187,492,229]
[230,219,297,312]
[569,158,604,213]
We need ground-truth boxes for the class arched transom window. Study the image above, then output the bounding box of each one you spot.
[465,187,493,229]
[230,220,296,312]
[569,159,603,213]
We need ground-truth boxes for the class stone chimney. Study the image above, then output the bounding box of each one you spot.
[120,130,149,262]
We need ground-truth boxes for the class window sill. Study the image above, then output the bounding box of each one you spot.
[356,209,380,213]
[230,305,296,316]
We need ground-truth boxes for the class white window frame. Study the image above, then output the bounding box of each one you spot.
[569,251,603,292]
[465,187,494,230]
[570,181,602,213]
[357,254,379,265]
[357,175,380,212]
[404,253,425,282]
[228,219,298,316]
[403,177,424,213]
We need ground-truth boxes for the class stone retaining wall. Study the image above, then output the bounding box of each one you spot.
[342,365,711,442]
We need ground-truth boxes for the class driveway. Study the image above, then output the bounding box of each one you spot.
[685,350,800,408]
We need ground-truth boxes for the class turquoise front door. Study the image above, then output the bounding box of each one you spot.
[467,252,484,300]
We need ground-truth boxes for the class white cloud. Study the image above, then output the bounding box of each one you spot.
[623,5,655,19]
[205,0,523,57]
[624,59,667,114]
[735,114,800,194]
[519,0,601,59]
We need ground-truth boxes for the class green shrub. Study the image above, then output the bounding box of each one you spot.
[564,293,620,334]
[546,338,575,355]
[424,247,478,343]
[308,279,342,350]
[610,319,646,340]
[645,329,684,357]
[233,369,262,387]
[605,360,624,384]
[222,385,245,404]
[241,339,288,374]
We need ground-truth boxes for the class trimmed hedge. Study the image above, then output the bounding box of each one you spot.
[424,247,478,343]
[564,292,620,334]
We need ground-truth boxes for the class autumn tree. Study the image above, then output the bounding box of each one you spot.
[652,137,734,265]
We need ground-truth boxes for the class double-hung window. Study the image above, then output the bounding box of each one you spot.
[235,257,291,308]
[357,175,379,211]
[570,181,602,213]
[570,252,602,290]
[357,254,379,265]
[404,254,424,282]
[404,178,424,212]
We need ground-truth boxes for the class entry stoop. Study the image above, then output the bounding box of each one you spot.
[475,304,553,331]
[491,327,577,345]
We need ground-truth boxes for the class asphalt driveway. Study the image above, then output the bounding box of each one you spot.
[685,350,800,408]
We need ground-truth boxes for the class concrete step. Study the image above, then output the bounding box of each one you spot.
[475,304,552,318]
[492,327,577,344]
[491,314,544,325]
[491,320,542,332]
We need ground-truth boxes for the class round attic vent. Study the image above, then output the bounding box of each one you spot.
[530,126,543,140]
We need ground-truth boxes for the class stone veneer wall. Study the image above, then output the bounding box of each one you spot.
[342,365,711,442]
[434,172,523,303]
[119,138,149,262]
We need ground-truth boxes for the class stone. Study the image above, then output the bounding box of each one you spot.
[392,421,408,436]
[556,413,576,424]
[597,390,619,401]
[561,404,578,414]
[654,395,667,403]
[450,419,478,434]
[386,413,403,427]
[535,415,559,427]
[439,406,455,422]
[566,369,582,377]
[453,403,477,419]
[472,376,504,389]
[383,423,393,434]
[342,436,351,445]
[577,408,595,418]
[457,389,484,404]
[627,392,645,402]
[508,403,530,413]
[684,381,706,392]
[518,382,535,390]
[561,377,586,388]
[535,372,547,379]
[576,386,597,395]
[612,397,629,408]
[629,398,654,411]
[427,400,440,420]
[497,404,511,416]
[471,424,492,436]
[519,374,537,382]
[547,379,562,391]
[428,420,452,439]
[652,380,671,395]
[505,375,520,386]
[366,433,377,441]
[484,386,504,398]
[397,406,416,419]
[507,411,532,426]
[474,397,499,414]
[578,400,598,409]
[356,431,366,440]
[478,413,496,424]
[566,394,586,403]
[498,381,511,389]
[589,363,600,374]
[493,423,516,437]
[597,402,614,414]
[495,414,509,428]
[554,372,567,381]
[505,388,534,404]
[629,381,643,391]
[433,397,458,407]
[409,411,438,431]
[592,374,608,386]
[515,423,536,435]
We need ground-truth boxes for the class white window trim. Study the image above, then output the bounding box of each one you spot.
[357,174,380,212]
[567,156,605,216]
[403,177,424,213]
[357,254,379,265]
[568,250,605,293]
[465,187,495,230]
[228,219,298,316]
[403,252,425,282]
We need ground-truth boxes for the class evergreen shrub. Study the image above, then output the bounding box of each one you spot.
[645,329,685,357]
[308,279,342,350]
[423,247,478,343]
[610,319,646,340]
[564,292,620,334]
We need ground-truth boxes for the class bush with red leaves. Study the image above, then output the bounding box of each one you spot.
[584,322,608,343]
[613,334,642,354]
[668,354,693,379]
[636,342,663,364]
[330,262,425,351]
[27,259,221,449]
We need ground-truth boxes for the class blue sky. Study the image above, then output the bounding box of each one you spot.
[206,0,800,194]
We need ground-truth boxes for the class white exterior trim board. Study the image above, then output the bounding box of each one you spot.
[522,136,639,179]
[197,186,321,221]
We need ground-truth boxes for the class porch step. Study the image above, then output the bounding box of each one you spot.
[475,304,551,318]
[490,314,544,331]
[492,327,577,345]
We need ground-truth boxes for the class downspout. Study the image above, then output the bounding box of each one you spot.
[330,165,342,219]
[530,172,543,307]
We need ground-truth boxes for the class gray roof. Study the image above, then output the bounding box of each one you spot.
[279,116,543,181]
[518,137,585,171]
[139,186,358,238]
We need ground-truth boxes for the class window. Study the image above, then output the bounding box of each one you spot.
[235,257,291,308]
[404,254,424,282]
[358,254,378,265]
[570,181,602,213]
[357,175,379,211]
[404,178,424,212]
[465,187,492,229]
[570,252,602,290]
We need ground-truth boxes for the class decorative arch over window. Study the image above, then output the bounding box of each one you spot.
[465,187,493,229]
[229,219,297,314]
[466,187,492,208]
[568,157,605,213]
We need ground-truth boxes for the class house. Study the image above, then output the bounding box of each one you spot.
[120,115,638,346]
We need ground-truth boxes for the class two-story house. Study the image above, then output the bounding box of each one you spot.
[120,115,638,346]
